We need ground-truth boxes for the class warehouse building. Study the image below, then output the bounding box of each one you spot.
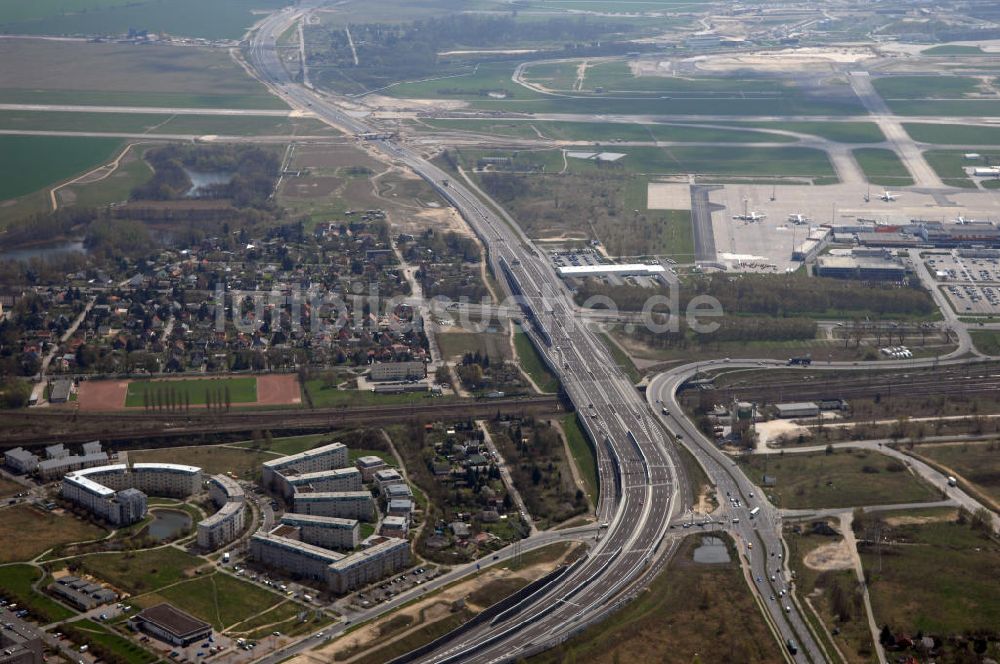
[814,255,907,281]
[131,604,212,647]
[48,576,118,610]
[556,264,666,279]
[774,402,820,418]
[294,491,375,521]
[278,514,359,550]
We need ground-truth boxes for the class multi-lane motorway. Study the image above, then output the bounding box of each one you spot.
[244,5,690,663]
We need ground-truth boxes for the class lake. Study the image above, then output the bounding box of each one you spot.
[147,509,192,542]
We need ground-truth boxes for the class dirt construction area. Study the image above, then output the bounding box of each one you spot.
[803,539,855,572]
[291,544,583,664]
[75,374,301,411]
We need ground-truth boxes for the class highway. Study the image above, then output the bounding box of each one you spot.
[244,5,687,663]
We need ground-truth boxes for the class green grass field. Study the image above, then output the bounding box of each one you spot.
[970,329,1000,356]
[437,331,512,361]
[861,518,1000,642]
[873,75,980,99]
[904,122,1000,145]
[529,534,780,663]
[561,414,598,503]
[513,326,559,393]
[0,111,335,137]
[921,44,984,55]
[0,564,75,622]
[0,0,291,40]
[0,504,107,563]
[422,118,794,144]
[853,148,914,186]
[131,445,277,479]
[125,377,257,407]
[736,121,886,143]
[304,380,446,407]
[924,149,1000,188]
[0,40,287,109]
[79,546,203,594]
[737,449,940,509]
[133,572,284,630]
[887,99,1000,117]
[0,135,122,201]
[913,441,1000,504]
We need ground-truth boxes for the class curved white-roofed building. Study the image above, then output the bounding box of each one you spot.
[197,474,247,551]
[132,463,202,498]
[62,462,202,526]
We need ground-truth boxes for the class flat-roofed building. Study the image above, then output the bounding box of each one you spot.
[384,483,413,501]
[556,263,666,279]
[48,379,72,404]
[279,514,359,550]
[387,499,414,520]
[197,501,245,550]
[262,442,348,488]
[4,447,39,475]
[379,516,409,538]
[131,463,202,498]
[0,608,44,664]
[815,255,906,281]
[278,467,362,499]
[373,468,404,493]
[44,444,68,460]
[49,576,118,610]
[132,604,212,646]
[207,475,244,508]
[294,491,375,521]
[249,532,344,582]
[369,362,426,382]
[355,455,387,482]
[774,402,820,418]
[37,452,109,481]
[327,537,410,594]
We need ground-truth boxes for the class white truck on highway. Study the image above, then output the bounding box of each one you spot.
[749,506,761,518]
[947,476,958,487]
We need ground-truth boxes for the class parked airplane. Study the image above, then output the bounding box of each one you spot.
[733,212,766,222]
[879,191,898,202]
[787,213,809,224]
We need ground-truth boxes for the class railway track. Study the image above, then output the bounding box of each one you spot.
[0,396,564,448]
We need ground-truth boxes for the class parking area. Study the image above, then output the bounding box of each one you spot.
[926,251,1000,315]
[345,566,440,611]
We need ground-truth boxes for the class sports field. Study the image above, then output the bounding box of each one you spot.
[125,376,257,407]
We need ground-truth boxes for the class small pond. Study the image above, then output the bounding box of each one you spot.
[147,509,192,542]
[0,240,87,262]
[184,169,233,198]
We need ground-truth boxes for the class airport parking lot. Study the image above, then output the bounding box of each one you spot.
[926,252,1000,315]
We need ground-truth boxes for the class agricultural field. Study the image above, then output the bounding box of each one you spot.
[529,534,781,664]
[852,148,914,187]
[76,547,204,594]
[133,572,286,631]
[0,504,107,563]
[0,110,337,137]
[437,331,512,362]
[904,123,1000,145]
[0,39,287,109]
[124,376,258,407]
[911,441,1000,504]
[0,0,291,40]
[131,444,278,479]
[0,135,123,202]
[924,149,1000,188]
[859,513,1000,658]
[736,449,940,509]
